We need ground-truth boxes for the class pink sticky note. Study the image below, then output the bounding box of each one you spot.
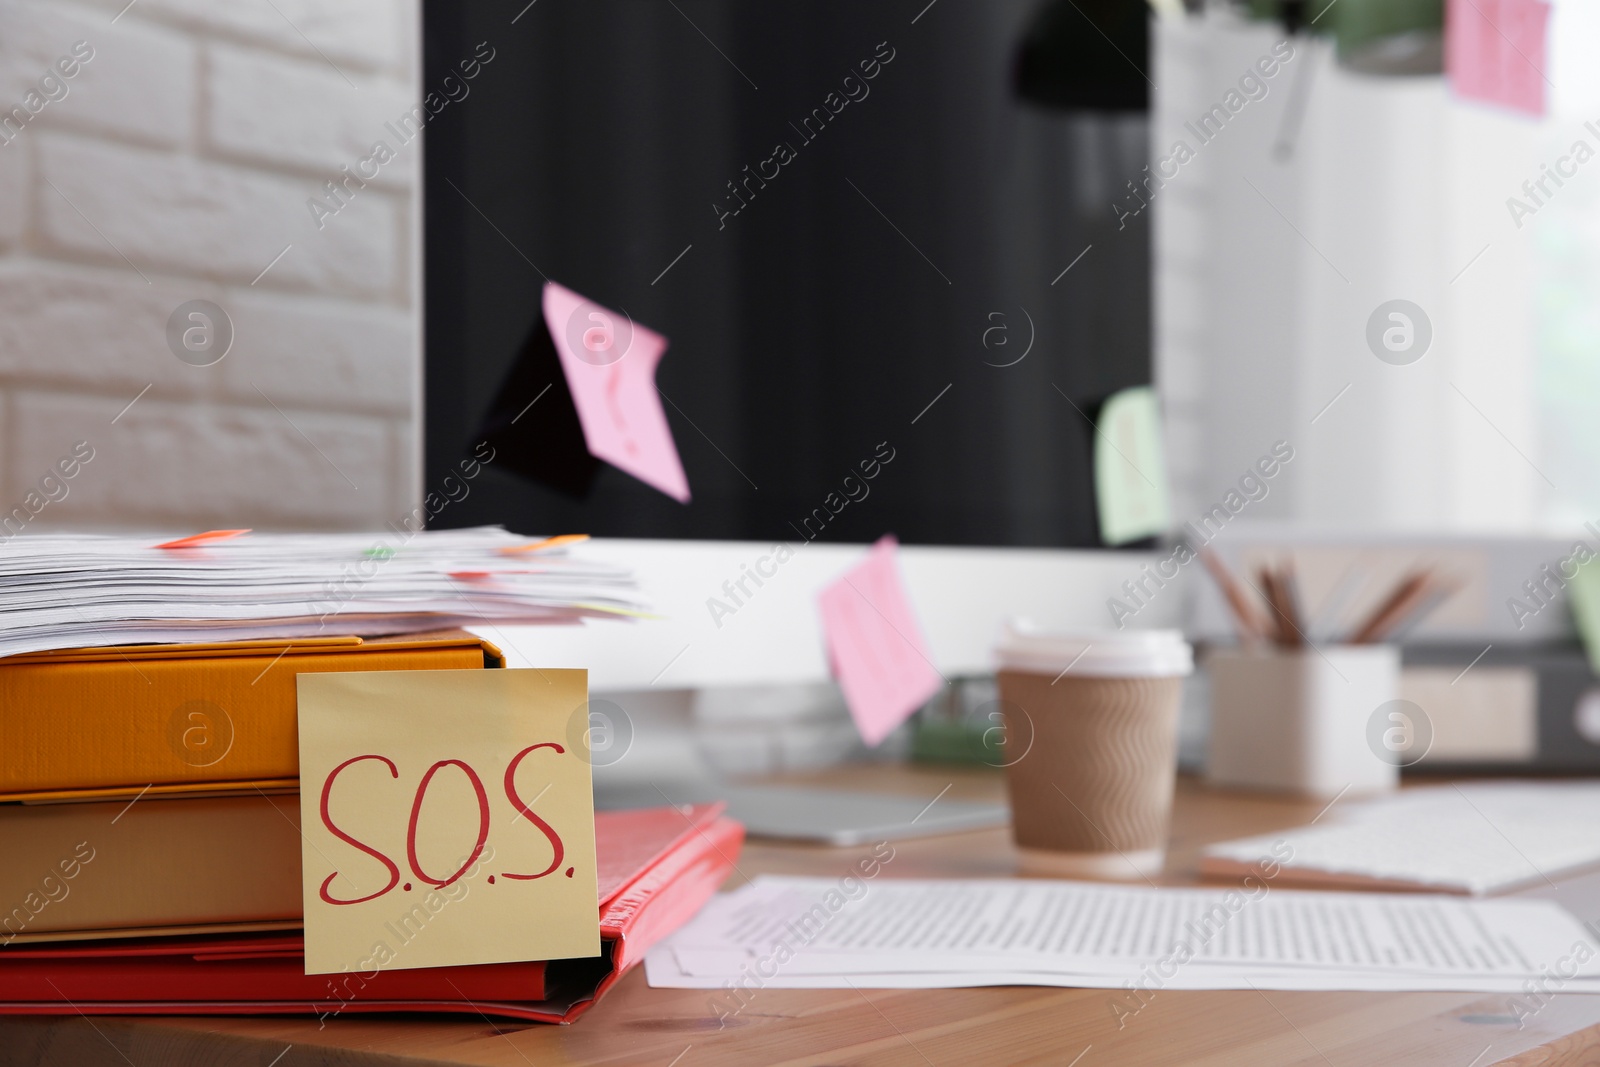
[1447,0,1550,117]
[543,282,691,503]
[818,536,943,747]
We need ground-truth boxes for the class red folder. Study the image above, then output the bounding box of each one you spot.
[0,804,742,1024]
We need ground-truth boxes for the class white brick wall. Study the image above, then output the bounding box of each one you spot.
[0,0,419,531]
[121,0,405,72]
[206,43,414,185]
[0,262,213,395]
[11,391,395,527]
[221,291,413,415]
[36,136,402,296]
[0,144,23,246]
[0,3,194,149]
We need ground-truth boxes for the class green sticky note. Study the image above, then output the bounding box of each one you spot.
[1094,386,1171,546]
[1569,560,1600,674]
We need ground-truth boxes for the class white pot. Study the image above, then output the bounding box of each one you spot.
[1206,645,1401,798]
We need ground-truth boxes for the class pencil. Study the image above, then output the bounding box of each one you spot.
[1260,565,1303,647]
[1198,547,1268,644]
[1358,571,1459,644]
[1347,570,1430,645]
[1279,562,1306,645]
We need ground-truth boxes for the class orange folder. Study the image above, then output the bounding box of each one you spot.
[0,630,502,799]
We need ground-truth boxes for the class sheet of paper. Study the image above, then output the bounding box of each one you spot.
[1204,781,1600,895]
[1094,385,1170,546]
[543,281,691,503]
[817,536,943,746]
[0,527,645,658]
[296,668,600,975]
[646,876,1600,992]
[1447,0,1551,117]
[646,949,1600,993]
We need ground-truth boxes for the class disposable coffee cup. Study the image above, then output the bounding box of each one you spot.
[994,624,1192,879]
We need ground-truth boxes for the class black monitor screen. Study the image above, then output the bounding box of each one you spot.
[423,0,1150,548]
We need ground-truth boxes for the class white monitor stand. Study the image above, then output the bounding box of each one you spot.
[473,537,1180,691]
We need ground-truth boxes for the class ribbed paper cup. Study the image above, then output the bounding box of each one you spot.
[994,625,1191,879]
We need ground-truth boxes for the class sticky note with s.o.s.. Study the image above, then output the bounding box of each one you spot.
[295,669,599,975]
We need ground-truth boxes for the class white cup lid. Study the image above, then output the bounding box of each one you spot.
[994,621,1193,678]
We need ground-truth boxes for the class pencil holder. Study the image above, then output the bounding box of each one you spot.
[1205,645,1400,798]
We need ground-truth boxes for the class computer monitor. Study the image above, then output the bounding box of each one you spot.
[421,1,1170,690]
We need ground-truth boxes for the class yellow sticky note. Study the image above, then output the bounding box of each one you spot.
[295,669,599,976]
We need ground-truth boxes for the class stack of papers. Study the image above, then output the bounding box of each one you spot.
[1202,782,1600,895]
[646,876,1600,993]
[0,528,641,657]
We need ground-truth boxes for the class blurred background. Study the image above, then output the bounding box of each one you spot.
[1,0,1591,535]
[2,0,1596,781]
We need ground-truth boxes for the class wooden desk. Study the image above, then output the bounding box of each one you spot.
[7,766,1600,1067]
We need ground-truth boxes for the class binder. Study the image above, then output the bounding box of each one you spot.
[0,804,743,1023]
[0,630,503,799]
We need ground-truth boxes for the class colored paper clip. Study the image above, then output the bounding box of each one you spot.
[155,529,252,550]
[498,534,590,555]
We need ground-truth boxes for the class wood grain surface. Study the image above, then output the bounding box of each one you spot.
[5,766,1599,1067]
